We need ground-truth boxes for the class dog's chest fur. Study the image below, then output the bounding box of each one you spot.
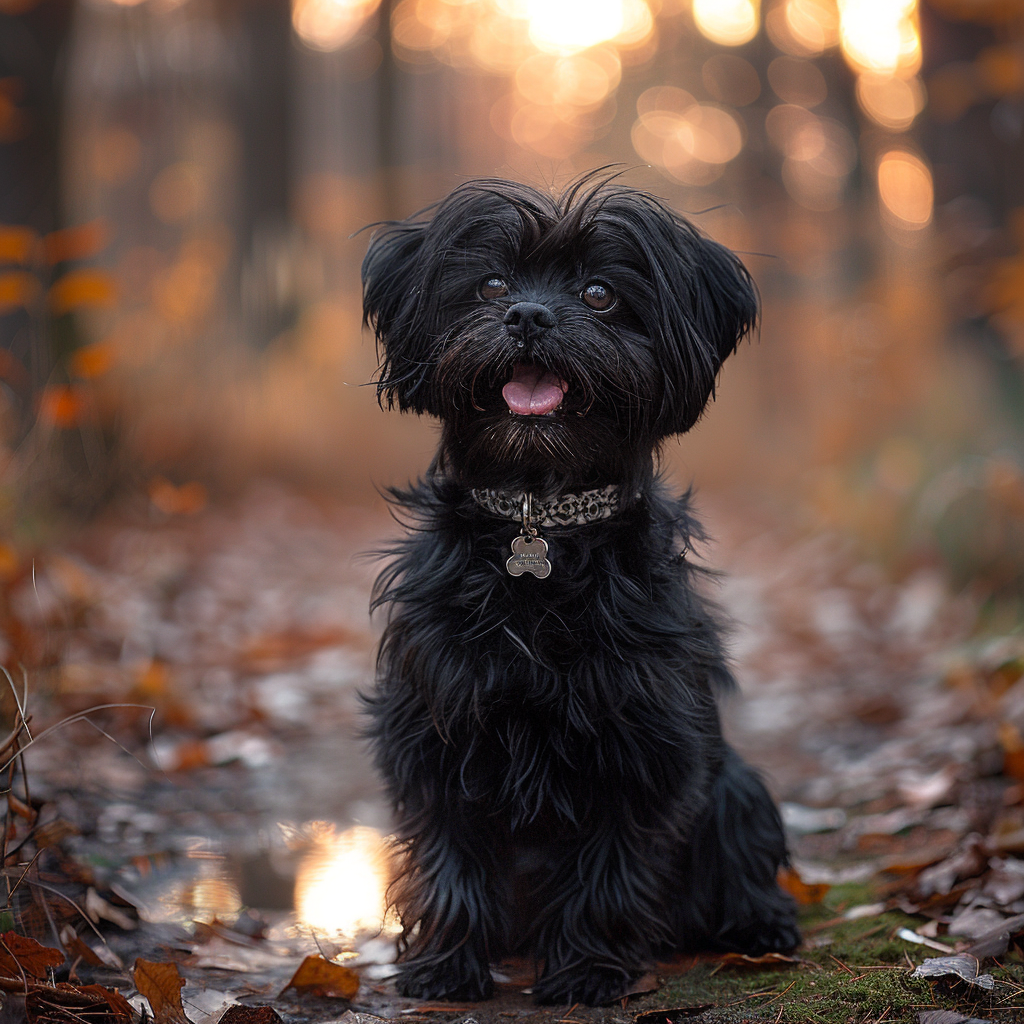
[369,476,729,828]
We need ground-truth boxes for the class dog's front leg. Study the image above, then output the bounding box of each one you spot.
[531,814,670,1006]
[391,803,510,1002]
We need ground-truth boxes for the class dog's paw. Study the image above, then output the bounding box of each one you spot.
[395,951,494,1002]
[533,963,636,1006]
[747,914,802,955]
[719,901,801,956]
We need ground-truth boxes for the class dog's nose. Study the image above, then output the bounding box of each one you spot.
[503,302,556,347]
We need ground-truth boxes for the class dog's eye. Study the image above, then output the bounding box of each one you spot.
[479,277,509,300]
[582,281,615,311]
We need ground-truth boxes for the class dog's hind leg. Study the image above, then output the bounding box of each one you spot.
[673,748,800,955]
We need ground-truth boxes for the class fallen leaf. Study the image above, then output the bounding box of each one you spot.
[778,866,830,905]
[911,954,995,990]
[33,819,81,850]
[620,971,660,1000]
[280,955,359,1000]
[26,982,133,1023]
[948,904,1007,939]
[219,1008,283,1024]
[713,952,800,970]
[86,888,136,931]
[133,959,187,1021]
[0,932,64,979]
[913,835,989,898]
[59,926,104,968]
[634,1007,714,1023]
[75,984,135,1019]
[917,1012,991,1024]
[963,911,1024,959]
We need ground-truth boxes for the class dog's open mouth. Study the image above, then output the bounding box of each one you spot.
[501,364,568,417]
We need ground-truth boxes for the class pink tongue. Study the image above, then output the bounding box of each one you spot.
[502,365,567,416]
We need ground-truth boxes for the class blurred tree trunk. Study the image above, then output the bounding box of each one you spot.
[226,0,298,348]
[0,0,75,404]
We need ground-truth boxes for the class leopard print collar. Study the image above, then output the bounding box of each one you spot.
[469,484,625,529]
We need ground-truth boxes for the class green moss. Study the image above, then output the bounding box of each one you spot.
[630,884,1024,1023]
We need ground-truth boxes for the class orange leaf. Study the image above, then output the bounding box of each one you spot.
[49,268,116,315]
[280,955,359,1000]
[778,866,830,905]
[133,958,187,1021]
[0,932,64,979]
[76,983,134,1018]
[148,478,208,516]
[714,951,801,969]
[1006,748,1024,781]
[0,226,35,265]
[37,385,86,429]
[0,270,40,311]
[60,929,104,968]
[220,1007,283,1024]
[43,220,110,265]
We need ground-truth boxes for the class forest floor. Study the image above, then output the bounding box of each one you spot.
[2,480,1024,1024]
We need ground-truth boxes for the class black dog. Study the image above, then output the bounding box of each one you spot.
[361,174,799,1006]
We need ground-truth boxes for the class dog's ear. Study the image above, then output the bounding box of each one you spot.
[362,219,432,413]
[653,220,759,436]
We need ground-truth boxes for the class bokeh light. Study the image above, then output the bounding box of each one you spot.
[877,149,933,229]
[856,73,925,131]
[838,0,920,77]
[633,86,744,186]
[526,0,652,55]
[784,0,839,54]
[767,56,827,107]
[702,54,761,106]
[292,0,382,52]
[767,104,856,210]
[693,0,760,47]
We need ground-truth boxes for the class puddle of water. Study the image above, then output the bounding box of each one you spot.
[113,822,400,951]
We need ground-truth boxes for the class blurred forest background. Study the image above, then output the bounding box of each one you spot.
[2,0,1024,618]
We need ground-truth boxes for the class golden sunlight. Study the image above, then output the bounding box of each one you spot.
[877,150,933,229]
[837,0,920,77]
[292,0,382,52]
[693,0,760,48]
[524,0,653,54]
[293,824,398,937]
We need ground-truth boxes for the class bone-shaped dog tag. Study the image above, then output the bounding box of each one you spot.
[506,534,552,579]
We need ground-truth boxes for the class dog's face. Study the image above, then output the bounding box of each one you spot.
[362,176,758,494]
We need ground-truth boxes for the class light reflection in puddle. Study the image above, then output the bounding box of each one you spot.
[292,822,399,939]
[116,843,244,925]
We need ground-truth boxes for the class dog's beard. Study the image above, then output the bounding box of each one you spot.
[428,307,663,494]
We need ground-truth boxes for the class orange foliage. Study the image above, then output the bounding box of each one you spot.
[0,270,40,311]
[148,477,208,516]
[0,226,35,265]
[37,385,87,429]
[43,220,110,265]
[49,269,117,315]
[71,341,116,379]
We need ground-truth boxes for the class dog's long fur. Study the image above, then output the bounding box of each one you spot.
[362,174,799,1006]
